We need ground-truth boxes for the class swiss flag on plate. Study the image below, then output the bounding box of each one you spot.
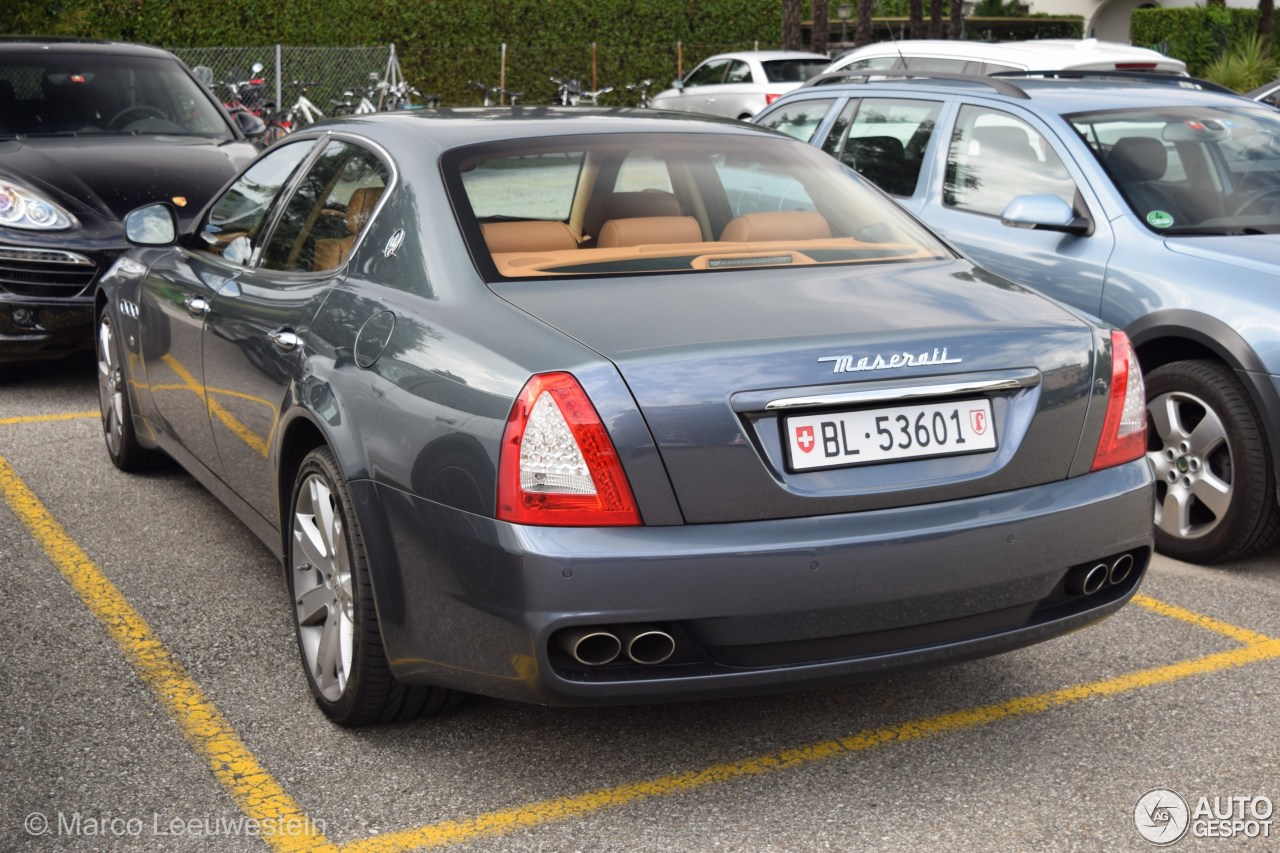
[795,425,815,453]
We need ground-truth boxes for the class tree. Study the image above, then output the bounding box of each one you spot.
[782,0,803,50]
[930,0,945,37]
[856,0,874,46]
[1261,0,1275,48]
[949,0,964,38]
[812,0,830,55]
[909,0,926,38]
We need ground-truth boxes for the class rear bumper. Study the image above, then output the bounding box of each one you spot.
[355,459,1153,705]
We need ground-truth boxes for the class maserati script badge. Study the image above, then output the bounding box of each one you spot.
[818,348,962,374]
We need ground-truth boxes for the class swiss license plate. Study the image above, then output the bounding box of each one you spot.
[785,399,997,471]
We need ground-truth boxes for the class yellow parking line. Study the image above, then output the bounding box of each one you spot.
[4,428,1279,852]
[1132,593,1275,646]
[340,637,1280,853]
[0,455,336,853]
[0,411,98,426]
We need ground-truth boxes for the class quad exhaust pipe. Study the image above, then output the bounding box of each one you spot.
[557,625,676,666]
[1066,553,1137,596]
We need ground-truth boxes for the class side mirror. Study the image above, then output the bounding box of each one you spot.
[193,65,214,87]
[251,62,265,75]
[124,203,178,246]
[672,79,685,91]
[233,109,266,138]
[1000,194,1091,236]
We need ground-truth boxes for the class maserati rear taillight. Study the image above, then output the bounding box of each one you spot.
[1091,330,1146,471]
[497,372,641,526]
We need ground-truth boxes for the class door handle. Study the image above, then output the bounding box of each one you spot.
[184,295,209,318]
[267,328,300,353]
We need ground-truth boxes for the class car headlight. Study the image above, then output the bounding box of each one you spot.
[0,181,76,230]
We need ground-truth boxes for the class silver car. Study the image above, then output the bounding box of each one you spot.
[651,50,830,120]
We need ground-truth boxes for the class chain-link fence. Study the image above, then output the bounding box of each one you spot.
[168,42,793,110]
[169,45,394,117]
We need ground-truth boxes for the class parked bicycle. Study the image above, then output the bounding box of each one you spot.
[625,79,655,108]
[469,80,522,107]
[261,80,325,146]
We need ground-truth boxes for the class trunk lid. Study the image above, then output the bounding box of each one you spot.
[495,260,1103,523]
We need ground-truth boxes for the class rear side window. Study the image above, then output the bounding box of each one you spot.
[944,105,1080,216]
[725,61,753,84]
[757,99,836,142]
[823,98,941,196]
[899,57,969,73]
[260,140,390,273]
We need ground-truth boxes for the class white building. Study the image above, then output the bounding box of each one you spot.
[1030,0,1258,43]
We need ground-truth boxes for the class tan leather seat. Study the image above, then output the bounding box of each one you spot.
[719,211,831,242]
[596,216,701,248]
[481,220,579,253]
[313,186,384,271]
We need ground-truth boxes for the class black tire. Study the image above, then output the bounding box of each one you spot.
[96,304,168,472]
[286,446,460,725]
[1145,359,1280,563]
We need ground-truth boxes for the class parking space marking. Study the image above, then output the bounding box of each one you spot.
[5,419,1280,852]
[0,411,97,426]
[1131,593,1275,646]
[0,454,337,853]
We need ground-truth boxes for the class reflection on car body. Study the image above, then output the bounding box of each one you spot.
[97,108,1153,726]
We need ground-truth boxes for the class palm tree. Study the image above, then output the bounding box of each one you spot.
[783,0,803,50]
[857,0,874,46]
[813,0,831,55]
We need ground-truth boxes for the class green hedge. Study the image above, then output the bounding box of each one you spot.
[1131,6,1276,77]
[2,0,782,105]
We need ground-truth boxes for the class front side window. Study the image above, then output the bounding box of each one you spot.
[945,105,1080,217]
[198,140,314,264]
[260,140,390,273]
[685,60,729,88]
[757,99,835,142]
[445,133,952,280]
[1070,105,1280,233]
[825,98,941,197]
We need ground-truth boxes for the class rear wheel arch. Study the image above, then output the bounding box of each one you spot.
[1127,311,1280,561]
[1127,309,1280,480]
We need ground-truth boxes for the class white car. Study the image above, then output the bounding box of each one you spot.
[651,50,830,120]
[825,38,1186,76]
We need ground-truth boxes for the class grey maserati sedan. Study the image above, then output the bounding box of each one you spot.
[95,109,1153,725]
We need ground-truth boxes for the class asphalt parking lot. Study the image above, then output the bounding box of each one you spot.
[3,355,1279,852]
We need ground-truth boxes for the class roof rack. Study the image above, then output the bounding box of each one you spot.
[801,70,1031,99]
[990,69,1238,96]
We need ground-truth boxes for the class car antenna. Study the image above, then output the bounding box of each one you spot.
[875,0,910,70]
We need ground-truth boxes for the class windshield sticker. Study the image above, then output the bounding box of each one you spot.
[1147,210,1175,229]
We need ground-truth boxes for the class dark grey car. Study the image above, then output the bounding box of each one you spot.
[96,110,1153,725]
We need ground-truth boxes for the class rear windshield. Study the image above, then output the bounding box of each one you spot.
[762,59,830,84]
[0,52,231,138]
[445,131,952,280]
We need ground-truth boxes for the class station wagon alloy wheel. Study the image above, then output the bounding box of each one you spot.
[1145,360,1280,563]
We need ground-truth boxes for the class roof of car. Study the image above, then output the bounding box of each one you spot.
[707,50,830,62]
[303,107,779,150]
[789,73,1257,116]
[830,38,1179,66]
[0,36,180,59]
